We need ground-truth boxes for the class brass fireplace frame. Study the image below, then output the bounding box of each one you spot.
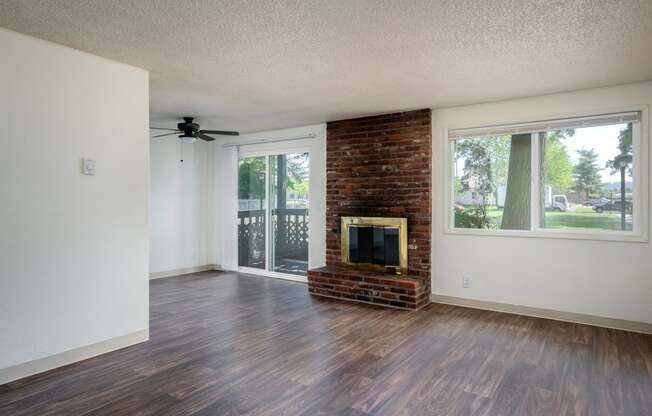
[340,216,408,275]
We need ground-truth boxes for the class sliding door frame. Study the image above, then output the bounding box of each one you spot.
[237,146,311,283]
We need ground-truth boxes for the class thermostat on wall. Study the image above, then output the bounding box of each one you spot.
[82,158,96,175]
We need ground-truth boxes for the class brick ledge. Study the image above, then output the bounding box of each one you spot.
[307,265,430,310]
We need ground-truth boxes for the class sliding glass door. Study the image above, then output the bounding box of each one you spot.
[237,156,267,269]
[238,152,309,277]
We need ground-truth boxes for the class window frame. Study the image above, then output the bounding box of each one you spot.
[443,106,649,243]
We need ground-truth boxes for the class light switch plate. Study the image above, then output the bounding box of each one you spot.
[82,158,96,175]
[462,275,472,288]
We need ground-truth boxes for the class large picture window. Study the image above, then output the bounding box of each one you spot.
[448,111,646,240]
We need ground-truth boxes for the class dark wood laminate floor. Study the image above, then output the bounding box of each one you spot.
[1,271,651,416]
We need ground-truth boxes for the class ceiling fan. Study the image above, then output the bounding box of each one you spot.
[150,117,239,143]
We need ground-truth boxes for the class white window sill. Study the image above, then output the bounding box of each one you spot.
[444,227,648,243]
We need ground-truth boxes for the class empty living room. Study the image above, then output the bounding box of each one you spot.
[1,1,652,415]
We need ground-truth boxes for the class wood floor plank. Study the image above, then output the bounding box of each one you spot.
[519,387,562,416]
[1,271,651,415]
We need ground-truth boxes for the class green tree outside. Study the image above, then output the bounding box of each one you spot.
[573,148,602,201]
[606,123,632,175]
[239,157,266,204]
[544,130,574,191]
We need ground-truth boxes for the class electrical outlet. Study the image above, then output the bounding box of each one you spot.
[462,275,472,288]
[82,158,96,175]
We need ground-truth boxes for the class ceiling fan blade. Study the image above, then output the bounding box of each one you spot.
[152,131,181,138]
[150,127,180,131]
[199,130,239,136]
[196,133,216,142]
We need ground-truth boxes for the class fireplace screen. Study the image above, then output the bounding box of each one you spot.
[341,217,407,274]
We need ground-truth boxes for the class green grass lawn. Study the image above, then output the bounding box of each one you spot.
[476,206,632,231]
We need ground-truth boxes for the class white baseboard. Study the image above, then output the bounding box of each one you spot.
[0,329,149,385]
[149,264,223,280]
[431,294,652,335]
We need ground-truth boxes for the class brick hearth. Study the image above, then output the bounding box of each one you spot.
[308,265,430,310]
[308,109,432,310]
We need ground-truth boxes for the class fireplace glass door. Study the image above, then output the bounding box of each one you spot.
[348,226,400,267]
[238,152,310,277]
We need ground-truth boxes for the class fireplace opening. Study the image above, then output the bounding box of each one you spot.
[349,226,399,266]
[341,217,407,274]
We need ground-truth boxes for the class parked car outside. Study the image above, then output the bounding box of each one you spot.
[584,197,609,207]
[593,199,632,213]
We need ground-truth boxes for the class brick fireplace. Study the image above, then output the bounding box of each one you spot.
[308,109,432,310]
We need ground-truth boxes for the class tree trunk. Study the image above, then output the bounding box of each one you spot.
[502,134,531,230]
[276,155,288,254]
[538,133,546,228]
[277,155,287,209]
[620,166,626,230]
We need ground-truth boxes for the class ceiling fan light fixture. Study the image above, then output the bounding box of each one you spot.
[179,135,197,144]
[151,117,239,143]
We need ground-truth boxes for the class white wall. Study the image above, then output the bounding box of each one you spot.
[0,29,150,373]
[432,82,652,324]
[210,124,327,274]
[150,139,210,274]
[149,122,326,277]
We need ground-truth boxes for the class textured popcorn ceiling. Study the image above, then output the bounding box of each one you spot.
[1,0,651,132]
